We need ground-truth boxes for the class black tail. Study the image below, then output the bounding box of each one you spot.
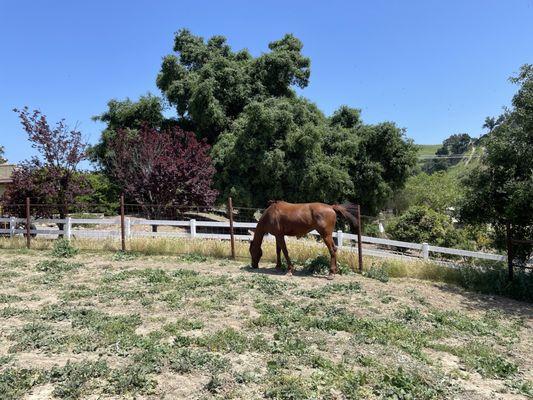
[332,203,359,230]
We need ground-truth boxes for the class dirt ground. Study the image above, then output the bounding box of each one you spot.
[0,250,532,399]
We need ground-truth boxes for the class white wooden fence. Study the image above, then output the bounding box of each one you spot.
[0,216,507,263]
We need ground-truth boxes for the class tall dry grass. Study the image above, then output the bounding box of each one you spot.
[1,236,530,302]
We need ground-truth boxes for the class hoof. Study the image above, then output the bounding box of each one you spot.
[286,270,293,276]
[250,265,259,269]
[326,274,334,280]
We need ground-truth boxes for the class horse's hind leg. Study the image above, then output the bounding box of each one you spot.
[279,236,294,275]
[322,233,338,279]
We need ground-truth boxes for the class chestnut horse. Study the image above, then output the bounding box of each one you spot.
[249,201,358,278]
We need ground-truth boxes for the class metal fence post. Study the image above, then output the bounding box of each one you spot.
[25,197,31,249]
[337,230,344,249]
[356,204,363,272]
[65,217,72,240]
[422,243,429,261]
[190,219,196,238]
[9,216,15,238]
[228,197,236,259]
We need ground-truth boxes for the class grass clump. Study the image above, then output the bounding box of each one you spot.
[36,260,82,274]
[177,252,209,262]
[0,368,45,400]
[0,294,23,304]
[433,341,518,378]
[169,348,229,374]
[47,360,109,399]
[106,364,156,395]
[298,281,362,298]
[247,275,292,295]
[265,375,312,399]
[376,366,447,399]
[303,254,351,275]
[363,265,389,282]
[163,318,204,334]
[51,239,79,258]
[8,322,69,353]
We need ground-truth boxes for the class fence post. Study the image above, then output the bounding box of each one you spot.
[25,197,31,249]
[125,217,131,239]
[506,222,513,281]
[65,217,72,240]
[356,204,363,272]
[9,216,15,238]
[421,243,429,261]
[190,219,196,238]
[337,230,344,249]
[120,193,126,252]
[228,197,236,260]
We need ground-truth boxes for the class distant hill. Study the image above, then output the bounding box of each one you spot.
[416,144,440,157]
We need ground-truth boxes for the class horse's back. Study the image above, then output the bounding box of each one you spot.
[262,201,336,235]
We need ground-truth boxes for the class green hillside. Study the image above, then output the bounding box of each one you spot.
[416,144,440,157]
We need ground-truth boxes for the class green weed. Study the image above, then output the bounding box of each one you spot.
[51,239,79,258]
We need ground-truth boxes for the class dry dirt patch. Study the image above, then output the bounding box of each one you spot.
[0,250,531,399]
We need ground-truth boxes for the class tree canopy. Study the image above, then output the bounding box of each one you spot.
[0,145,6,164]
[156,29,310,144]
[90,94,165,172]
[106,125,217,219]
[460,64,533,263]
[92,30,417,212]
[4,108,89,218]
[212,99,416,211]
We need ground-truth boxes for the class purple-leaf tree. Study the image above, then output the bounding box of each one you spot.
[108,125,218,228]
[3,107,90,219]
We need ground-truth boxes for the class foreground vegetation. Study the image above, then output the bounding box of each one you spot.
[0,247,531,399]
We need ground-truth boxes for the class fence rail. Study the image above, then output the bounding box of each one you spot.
[0,215,508,264]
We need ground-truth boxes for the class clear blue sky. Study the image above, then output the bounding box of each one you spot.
[1,0,532,164]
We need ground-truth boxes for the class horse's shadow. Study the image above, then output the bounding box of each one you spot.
[239,265,332,280]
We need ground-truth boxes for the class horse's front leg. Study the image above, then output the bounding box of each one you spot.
[275,236,282,270]
[279,236,294,275]
[322,234,338,279]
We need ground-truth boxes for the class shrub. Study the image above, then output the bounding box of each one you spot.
[364,265,389,282]
[51,239,79,258]
[387,206,469,248]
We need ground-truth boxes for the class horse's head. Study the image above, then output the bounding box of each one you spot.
[249,239,262,268]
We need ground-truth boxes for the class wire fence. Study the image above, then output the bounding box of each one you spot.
[1,197,524,275]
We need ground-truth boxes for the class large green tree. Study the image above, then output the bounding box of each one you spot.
[212,100,416,212]
[156,29,310,144]
[460,64,533,264]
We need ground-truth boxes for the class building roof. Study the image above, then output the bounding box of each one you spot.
[0,164,16,184]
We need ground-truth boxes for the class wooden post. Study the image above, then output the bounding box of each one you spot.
[228,197,235,260]
[120,193,126,252]
[356,204,363,272]
[25,197,31,249]
[506,222,513,281]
